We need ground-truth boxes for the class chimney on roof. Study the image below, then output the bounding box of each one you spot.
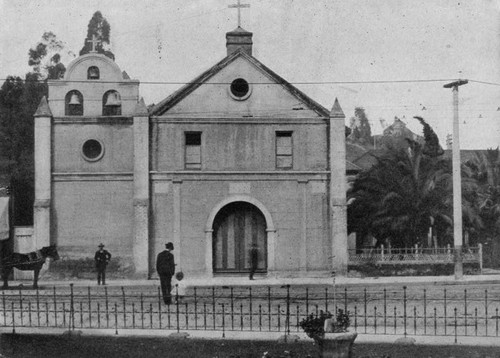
[226,27,253,56]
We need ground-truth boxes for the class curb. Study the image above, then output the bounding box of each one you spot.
[2,327,500,347]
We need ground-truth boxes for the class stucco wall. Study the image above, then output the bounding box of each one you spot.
[52,120,134,173]
[51,180,134,259]
[151,178,331,275]
[48,54,139,117]
[153,122,328,172]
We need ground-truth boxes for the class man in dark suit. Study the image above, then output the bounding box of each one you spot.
[156,242,175,304]
[249,243,259,280]
[94,243,111,285]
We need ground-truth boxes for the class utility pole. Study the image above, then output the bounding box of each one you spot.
[443,79,468,280]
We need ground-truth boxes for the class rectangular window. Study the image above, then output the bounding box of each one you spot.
[276,131,293,169]
[185,132,202,169]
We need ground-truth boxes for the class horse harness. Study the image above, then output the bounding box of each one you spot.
[2,250,45,268]
[28,250,45,264]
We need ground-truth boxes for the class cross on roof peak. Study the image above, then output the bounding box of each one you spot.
[87,34,100,53]
[228,0,250,28]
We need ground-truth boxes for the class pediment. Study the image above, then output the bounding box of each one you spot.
[151,51,329,118]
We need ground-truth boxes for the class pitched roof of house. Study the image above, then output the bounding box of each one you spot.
[150,49,330,117]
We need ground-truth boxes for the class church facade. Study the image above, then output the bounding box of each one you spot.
[33,27,348,278]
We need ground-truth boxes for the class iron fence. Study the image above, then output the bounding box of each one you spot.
[0,284,499,342]
[349,245,482,268]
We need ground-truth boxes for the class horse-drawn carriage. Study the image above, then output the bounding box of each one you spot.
[0,245,59,289]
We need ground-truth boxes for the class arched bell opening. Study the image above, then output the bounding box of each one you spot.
[65,90,84,116]
[102,90,122,116]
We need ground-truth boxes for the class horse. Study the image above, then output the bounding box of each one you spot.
[1,245,59,289]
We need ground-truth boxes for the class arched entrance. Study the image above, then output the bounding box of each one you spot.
[212,202,267,274]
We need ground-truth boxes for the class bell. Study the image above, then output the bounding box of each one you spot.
[105,92,121,106]
[69,94,81,105]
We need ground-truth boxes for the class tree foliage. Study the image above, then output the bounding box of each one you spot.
[28,32,68,80]
[0,75,47,225]
[464,149,500,236]
[348,107,372,146]
[79,11,114,60]
[347,116,480,248]
[0,31,67,224]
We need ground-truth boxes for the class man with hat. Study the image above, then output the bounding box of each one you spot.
[94,243,112,285]
[156,242,175,304]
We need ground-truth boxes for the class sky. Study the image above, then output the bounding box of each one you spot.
[1,0,499,149]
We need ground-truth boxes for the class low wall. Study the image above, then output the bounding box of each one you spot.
[348,262,481,277]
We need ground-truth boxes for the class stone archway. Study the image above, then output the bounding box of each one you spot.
[212,202,266,273]
[205,196,276,276]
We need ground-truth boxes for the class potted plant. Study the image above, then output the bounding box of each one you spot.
[299,309,357,358]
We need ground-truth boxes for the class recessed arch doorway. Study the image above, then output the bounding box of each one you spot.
[212,201,267,274]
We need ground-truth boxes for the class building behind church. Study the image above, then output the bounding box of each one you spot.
[33,26,349,279]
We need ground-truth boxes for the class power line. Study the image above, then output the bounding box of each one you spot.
[469,79,500,87]
[0,77,468,85]
[2,77,500,87]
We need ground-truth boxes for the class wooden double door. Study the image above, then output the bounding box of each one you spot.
[213,202,267,274]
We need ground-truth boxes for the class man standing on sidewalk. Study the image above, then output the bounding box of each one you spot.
[156,242,175,304]
[249,243,258,280]
[94,243,111,285]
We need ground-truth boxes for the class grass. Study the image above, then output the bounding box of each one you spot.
[1,334,499,358]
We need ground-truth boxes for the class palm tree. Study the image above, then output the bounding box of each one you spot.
[347,117,480,249]
[463,148,500,266]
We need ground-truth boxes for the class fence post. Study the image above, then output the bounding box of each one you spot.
[381,244,385,261]
[157,286,162,330]
[36,288,40,327]
[176,284,180,333]
[88,287,92,328]
[11,302,15,334]
[444,288,447,335]
[403,286,407,337]
[70,283,75,330]
[105,286,109,328]
[478,243,483,273]
[485,289,488,336]
[2,291,5,326]
[53,286,57,327]
[115,303,118,335]
[286,284,291,336]
[464,289,468,336]
[454,307,457,344]
[249,287,253,331]
[221,303,225,338]
[121,286,126,328]
[18,289,23,326]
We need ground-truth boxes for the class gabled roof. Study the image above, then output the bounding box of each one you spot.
[150,49,330,117]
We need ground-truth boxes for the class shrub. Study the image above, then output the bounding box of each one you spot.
[299,309,350,342]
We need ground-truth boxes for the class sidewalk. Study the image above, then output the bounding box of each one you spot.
[31,272,500,289]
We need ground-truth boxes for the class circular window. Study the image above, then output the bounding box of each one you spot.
[230,78,251,100]
[82,139,104,161]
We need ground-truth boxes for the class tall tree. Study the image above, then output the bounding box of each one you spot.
[348,107,373,146]
[347,117,479,248]
[0,31,68,225]
[79,11,114,60]
[28,31,69,80]
[463,148,500,266]
[0,74,46,225]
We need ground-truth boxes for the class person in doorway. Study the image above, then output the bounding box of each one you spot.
[94,243,111,285]
[249,243,258,280]
[156,242,175,304]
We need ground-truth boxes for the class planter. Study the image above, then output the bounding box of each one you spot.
[316,332,357,358]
